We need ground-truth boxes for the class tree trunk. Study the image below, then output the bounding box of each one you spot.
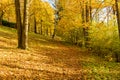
[15,0,29,49]
[89,0,92,22]
[28,23,30,32]
[34,15,37,33]
[46,26,48,35]
[50,27,52,36]
[52,22,56,39]
[0,11,4,25]
[115,0,120,39]
[22,0,29,49]
[81,1,90,48]
[52,0,58,39]
[85,3,90,48]
[40,20,43,35]
[115,0,120,62]
[14,0,23,48]
[112,4,116,26]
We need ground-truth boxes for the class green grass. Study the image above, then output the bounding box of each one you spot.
[81,55,120,80]
[0,26,119,80]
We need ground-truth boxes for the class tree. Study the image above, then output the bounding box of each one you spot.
[14,0,30,49]
[29,0,54,36]
[22,0,30,49]
[115,0,120,39]
[52,0,59,39]
[14,0,23,49]
[81,0,91,48]
[0,0,13,25]
[34,15,37,33]
[0,10,4,25]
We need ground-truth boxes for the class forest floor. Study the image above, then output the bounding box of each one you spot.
[0,26,120,80]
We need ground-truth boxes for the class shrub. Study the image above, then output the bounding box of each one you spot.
[90,24,120,62]
[2,20,16,28]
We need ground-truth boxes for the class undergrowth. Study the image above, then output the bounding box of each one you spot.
[0,26,119,80]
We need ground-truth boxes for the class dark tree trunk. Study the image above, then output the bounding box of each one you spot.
[0,11,4,25]
[49,26,52,36]
[115,0,120,62]
[14,0,23,48]
[28,23,30,32]
[34,15,37,33]
[89,0,92,22]
[40,20,43,35]
[52,23,56,39]
[46,27,48,35]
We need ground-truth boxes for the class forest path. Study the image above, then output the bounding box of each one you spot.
[0,26,87,79]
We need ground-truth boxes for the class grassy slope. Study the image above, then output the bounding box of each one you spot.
[0,26,119,80]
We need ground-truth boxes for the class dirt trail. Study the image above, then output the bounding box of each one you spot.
[0,27,86,79]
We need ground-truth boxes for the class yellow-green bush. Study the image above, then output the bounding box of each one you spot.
[90,24,120,62]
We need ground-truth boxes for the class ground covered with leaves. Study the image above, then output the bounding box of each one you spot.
[0,26,120,80]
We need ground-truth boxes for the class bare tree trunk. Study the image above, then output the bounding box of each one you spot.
[50,27,52,36]
[46,26,48,35]
[22,0,29,49]
[28,23,30,32]
[89,0,92,22]
[0,11,4,25]
[34,15,37,33]
[85,3,90,48]
[115,0,120,39]
[15,0,30,49]
[81,1,85,47]
[112,4,116,26]
[40,20,43,35]
[81,1,91,48]
[14,0,23,48]
[52,0,58,39]
[115,0,120,62]
[52,20,57,39]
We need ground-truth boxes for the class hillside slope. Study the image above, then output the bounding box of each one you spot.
[0,26,119,80]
